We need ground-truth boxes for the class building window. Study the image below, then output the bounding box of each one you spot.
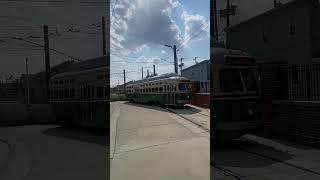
[288,16,296,37]
[159,87,163,92]
[201,82,204,88]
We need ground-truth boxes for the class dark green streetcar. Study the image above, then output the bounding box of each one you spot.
[49,59,109,129]
[126,73,192,106]
[211,47,262,142]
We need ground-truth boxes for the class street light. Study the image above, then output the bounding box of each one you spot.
[164,44,178,74]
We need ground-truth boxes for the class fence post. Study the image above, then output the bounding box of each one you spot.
[306,64,311,101]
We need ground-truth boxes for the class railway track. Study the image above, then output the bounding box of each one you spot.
[161,106,210,133]
[162,104,320,178]
[211,163,246,180]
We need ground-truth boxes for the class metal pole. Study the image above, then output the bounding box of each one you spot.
[43,25,50,103]
[123,69,126,93]
[173,45,178,74]
[225,0,230,48]
[142,67,144,80]
[102,16,106,55]
[26,58,30,105]
[213,0,219,42]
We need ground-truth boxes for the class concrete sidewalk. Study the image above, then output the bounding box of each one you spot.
[110,102,209,180]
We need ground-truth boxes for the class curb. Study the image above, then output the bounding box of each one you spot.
[0,137,32,180]
[0,138,13,178]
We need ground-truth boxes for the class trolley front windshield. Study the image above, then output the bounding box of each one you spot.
[179,83,191,92]
[219,68,258,93]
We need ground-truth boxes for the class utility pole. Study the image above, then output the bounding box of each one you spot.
[164,44,178,74]
[117,80,119,94]
[25,58,30,105]
[225,0,230,48]
[179,58,184,75]
[102,16,106,55]
[142,67,144,80]
[194,57,198,64]
[173,45,178,74]
[153,65,156,76]
[43,25,50,103]
[123,69,126,93]
[213,0,219,42]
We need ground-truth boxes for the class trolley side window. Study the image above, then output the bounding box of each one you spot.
[219,69,243,92]
[70,88,75,99]
[97,87,104,97]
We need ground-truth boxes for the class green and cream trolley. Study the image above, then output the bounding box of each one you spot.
[126,73,192,106]
[49,65,109,129]
[211,47,262,142]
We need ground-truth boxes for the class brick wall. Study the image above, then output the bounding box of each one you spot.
[191,81,210,108]
[257,62,288,138]
[192,93,210,108]
[272,101,320,148]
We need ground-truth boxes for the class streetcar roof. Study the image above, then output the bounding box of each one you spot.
[127,75,190,87]
[211,47,253,65]
[51,66,107,80]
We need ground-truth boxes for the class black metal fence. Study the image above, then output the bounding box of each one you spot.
[286,64,320,101]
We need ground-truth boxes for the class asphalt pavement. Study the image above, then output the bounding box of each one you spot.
[0,125,108,180]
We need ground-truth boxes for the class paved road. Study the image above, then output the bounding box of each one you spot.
[110,101,210,180]
[0,125,108,180]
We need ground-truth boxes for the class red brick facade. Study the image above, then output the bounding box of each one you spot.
[272,101,320,148]
[191,81,210,108]
[258,62,320,148]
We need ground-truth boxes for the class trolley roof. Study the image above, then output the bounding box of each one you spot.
[127,73,190,87]
[211,47,253,65]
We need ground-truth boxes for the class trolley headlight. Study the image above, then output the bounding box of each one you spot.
[248,109,253,116]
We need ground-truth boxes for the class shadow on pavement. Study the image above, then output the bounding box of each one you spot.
[42,126,108,146]
[212,138,293,168]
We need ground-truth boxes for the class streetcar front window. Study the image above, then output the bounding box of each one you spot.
[240,69,258,91]
[219,69,243,92]
[179,83,191,91]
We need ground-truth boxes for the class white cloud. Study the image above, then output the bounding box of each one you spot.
[111,0,183,56]
[181,11,209,47]
[135,55,161,65]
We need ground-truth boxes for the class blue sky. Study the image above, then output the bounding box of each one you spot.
[110,0,210,87]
